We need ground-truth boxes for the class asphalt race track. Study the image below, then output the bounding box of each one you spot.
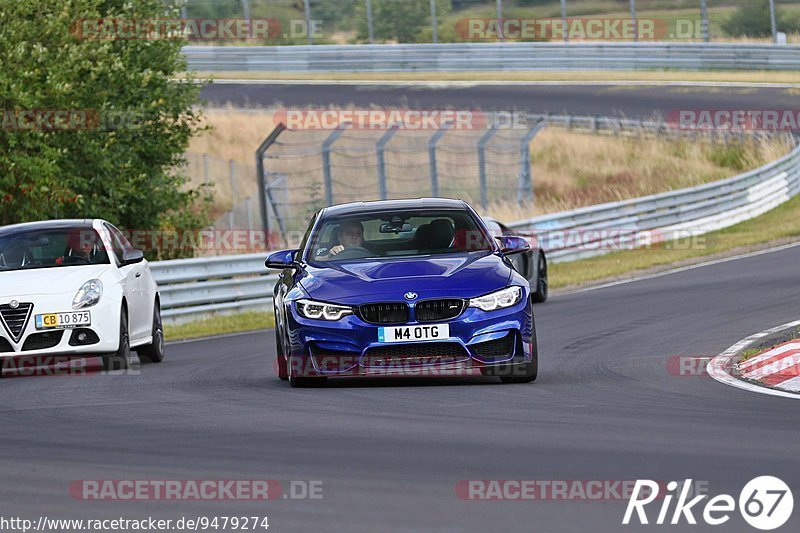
[200,83,799,119]
[2,244,799,532]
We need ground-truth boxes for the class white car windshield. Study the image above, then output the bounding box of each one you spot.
[0,227,110,271]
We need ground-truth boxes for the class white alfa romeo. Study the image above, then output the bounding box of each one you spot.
[0,219,164,371]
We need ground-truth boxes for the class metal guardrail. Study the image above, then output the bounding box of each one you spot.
[150,254,278,321]
[183,43,800,72]
[508,137,800,262]
[154,126,799,324]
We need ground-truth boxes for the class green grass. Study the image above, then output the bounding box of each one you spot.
[165,311,274,341]
[551,194,800,289]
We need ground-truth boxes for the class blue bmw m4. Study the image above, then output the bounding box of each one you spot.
[266,198,538,387]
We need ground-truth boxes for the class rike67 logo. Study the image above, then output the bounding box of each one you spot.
[623,476,793,530]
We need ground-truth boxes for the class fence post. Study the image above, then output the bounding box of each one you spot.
[428,125,449,197]
[496,0,504,41]
[322,122,350,206]
[477,125,498,211]
[430,0,438,44]
[700,0,709,42]
[629,0,638,42]
[255,122,287,245]
[303,0,314,45]
[518,122,545,206]
[229,160,237,205]
[245,196,254,230]
[203,153,210,186]
[366,0,375,44]
[560,0,568,43]
[376,124,399,201]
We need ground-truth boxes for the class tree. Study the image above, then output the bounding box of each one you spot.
[0,0,209,258]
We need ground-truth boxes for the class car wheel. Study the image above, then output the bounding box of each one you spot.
[275,326,288,380]
[287,354,327,388]
[102,308,134,372]
[137,301,165,363]
[531,252,548,303]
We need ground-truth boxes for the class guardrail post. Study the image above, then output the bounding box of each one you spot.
[518,122,545,206]
[478,125,498,211]
[428,125,449,197]
[376,124,399,201]
[322,122,350,206]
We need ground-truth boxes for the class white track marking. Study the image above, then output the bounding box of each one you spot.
[739,342,800,370]
[707,319,800,400]
[775,375,800,392]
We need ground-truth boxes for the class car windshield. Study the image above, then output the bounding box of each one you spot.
[308,209,494,263]
[0,227,110,272]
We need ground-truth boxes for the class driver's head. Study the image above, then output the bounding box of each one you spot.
[67,230,93,258]
[339,220,364,247]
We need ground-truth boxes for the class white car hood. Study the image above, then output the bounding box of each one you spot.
[0,265,111,298]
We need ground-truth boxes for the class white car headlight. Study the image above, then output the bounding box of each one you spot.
[296,299,353,321]
[72,279,103,309]
[468,286,522,312]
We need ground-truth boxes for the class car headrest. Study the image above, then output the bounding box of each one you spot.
[414,223,431,248]
[429,219,454,249]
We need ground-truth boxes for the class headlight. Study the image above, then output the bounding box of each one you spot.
[468,286,522,312]
[296,299,353,321]
[72,279,103,309]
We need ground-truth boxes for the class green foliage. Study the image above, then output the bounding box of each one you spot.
[0,0,209,257]
[720,0,800,37]
[355,0,451,43]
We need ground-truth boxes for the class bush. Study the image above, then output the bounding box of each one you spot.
[721,0,799,37]
[0,0,210,257]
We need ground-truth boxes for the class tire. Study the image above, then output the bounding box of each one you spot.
[137,301,165,363]
[531,252,548,303]
[102,308,134,372]
[275,326,288,380]
[287,354,327,388]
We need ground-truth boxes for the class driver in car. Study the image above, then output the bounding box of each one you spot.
[317,220,365,260]
[55,231,94,265]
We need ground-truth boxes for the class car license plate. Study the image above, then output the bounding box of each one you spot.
[378,324,449,343]
[35,311,91,330]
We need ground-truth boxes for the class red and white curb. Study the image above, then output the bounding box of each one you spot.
[708,319,800,399]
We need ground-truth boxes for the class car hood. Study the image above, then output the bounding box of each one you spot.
[299,252,512,305]
[0,265,111,298]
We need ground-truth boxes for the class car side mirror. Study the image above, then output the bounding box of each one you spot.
[265,249,301,269]
[121,248,145,265]
[495,235,530,255]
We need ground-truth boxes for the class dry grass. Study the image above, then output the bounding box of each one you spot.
[186,107,792,225]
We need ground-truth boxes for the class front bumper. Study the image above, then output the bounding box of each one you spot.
[0,295,120,358]
[284,297,534,378]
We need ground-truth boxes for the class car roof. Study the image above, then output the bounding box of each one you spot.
[321,198,468,217]
[0,219,97,238]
